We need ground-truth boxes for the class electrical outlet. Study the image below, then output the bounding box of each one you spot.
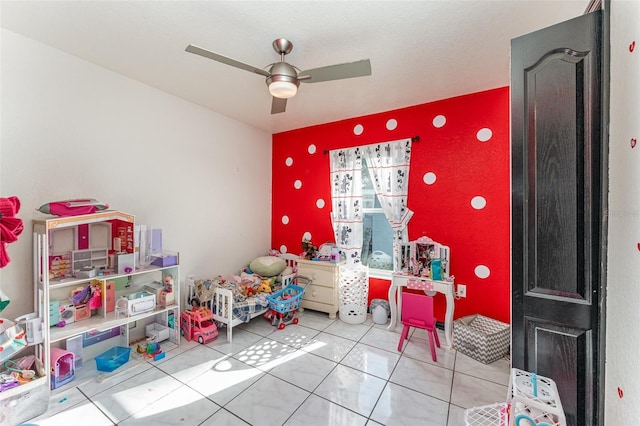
[457,284,466,298]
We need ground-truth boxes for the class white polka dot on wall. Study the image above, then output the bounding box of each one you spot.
[308,144,317,154]
[353,124,364,135]
[423,172,437,185]
[476,128,493,142]
[303,231,312,241]
[294,180,302,189]
[471,196,487,210]
[475,265,491,279]
[281,215,289,225]
[433,115,446,128]
[280,245,288,254]
[316,199,325,209]
[386,119,398,131]
[285,157,293,166]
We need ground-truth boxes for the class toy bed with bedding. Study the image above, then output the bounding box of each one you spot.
[186,271,297,343]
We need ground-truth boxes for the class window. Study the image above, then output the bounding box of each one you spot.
[361,161,394,274]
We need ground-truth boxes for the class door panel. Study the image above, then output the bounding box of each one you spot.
[511,10,604,426]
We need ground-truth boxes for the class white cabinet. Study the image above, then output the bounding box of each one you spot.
[33,211,180,393]
[296,259,339,319]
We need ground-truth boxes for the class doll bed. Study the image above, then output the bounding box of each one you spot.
[186,272,296,343]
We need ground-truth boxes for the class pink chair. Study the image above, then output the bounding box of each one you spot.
[397,292,440,362]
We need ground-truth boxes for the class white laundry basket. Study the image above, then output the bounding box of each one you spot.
[339,265,369,324]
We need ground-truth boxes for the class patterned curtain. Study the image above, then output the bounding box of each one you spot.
[363,138,414,271]
[329,147,364,267]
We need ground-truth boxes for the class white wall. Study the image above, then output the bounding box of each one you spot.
[0,30,273,319]
[605,0,640,423]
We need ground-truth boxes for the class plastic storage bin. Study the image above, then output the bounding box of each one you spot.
[370,299,390,324]
[507,368,566,426]
[464,402,509,426]
[95,346,131,372]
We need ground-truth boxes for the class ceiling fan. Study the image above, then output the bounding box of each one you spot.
[185,38,372,114]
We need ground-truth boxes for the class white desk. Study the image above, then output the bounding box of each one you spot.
[387,273,455,348]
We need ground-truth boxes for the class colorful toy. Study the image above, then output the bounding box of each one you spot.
[301,238,317,260]
[70,285,92,305]
[0,373,19,392]
[264,283,306,330]
[136,341,165,361]
[88,284,102,310]
[50,347,74,389]
[180,307,218,344]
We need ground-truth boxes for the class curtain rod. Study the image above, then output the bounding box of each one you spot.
[323,135,420,154]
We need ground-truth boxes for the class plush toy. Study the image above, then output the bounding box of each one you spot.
[301,238,317,260]
[240,284,255,298]
[256,280,272,294]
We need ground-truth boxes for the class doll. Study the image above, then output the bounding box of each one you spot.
[163,275,174,293]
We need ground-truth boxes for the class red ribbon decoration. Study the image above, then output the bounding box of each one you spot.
[0,196,24,268]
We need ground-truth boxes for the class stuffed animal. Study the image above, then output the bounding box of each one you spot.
[302,238,317,260]
[256,280,272,294]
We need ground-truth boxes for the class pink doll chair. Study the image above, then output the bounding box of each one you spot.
[397,291,440,362]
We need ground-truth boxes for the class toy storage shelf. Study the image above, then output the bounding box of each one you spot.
[33,210,181,395]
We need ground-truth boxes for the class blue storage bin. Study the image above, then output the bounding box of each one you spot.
[95,346,131,372]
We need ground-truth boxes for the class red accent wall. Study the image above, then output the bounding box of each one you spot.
[272,87,511,324]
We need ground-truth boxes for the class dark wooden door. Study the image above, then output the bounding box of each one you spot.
[511,10,605,426]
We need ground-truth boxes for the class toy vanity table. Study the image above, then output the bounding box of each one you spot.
[387,236,456,348]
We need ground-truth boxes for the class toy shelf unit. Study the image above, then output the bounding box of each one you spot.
[33,210,181,393]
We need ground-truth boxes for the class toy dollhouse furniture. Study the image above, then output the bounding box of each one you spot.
[397,292,440,362]
[32,210,180,395]
[388,236,456,347]
[49,347,74,390]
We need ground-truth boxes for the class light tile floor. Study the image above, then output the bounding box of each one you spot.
[25,310,511,425]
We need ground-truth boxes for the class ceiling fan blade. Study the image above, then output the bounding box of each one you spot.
[271,97,287,114]
[299,59,371,83]
[185,44,270,77]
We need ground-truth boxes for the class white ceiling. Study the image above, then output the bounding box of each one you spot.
[1,1,587,134]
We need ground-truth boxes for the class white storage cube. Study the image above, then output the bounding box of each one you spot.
[145,322,170,342]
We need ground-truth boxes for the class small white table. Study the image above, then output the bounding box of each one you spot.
[387,273,456,348]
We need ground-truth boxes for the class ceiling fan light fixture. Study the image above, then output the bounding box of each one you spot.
[269,81,298,99]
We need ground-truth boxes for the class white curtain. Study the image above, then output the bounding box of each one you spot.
[363,138,414,271]
[329,147,364,267]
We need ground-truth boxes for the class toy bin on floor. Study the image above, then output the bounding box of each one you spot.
[464,402,509,426]
[507,368,566,426]
[95,346,131,372]
[370,299,390,324]
[453,314,509,364]
[338,265,369,324]
[50,347,75,389]
[0,375,49,426]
